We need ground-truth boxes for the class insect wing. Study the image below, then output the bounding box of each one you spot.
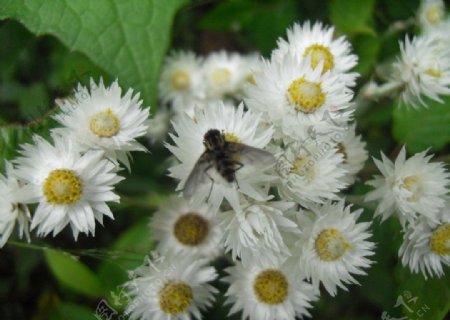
[230,143,276,169]
[183,153,212,198]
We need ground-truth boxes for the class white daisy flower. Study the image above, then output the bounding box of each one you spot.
[399,215,450,279]
[202,51,246,100]
[334,124,368,186]
[54,78,150,170]
[365,147,449,227]
[166,101,274,213]
[391,35,450,108]
[0,162,31,247]
[221,199,299,266]
[272,21,358,87]
[245,52,354,140]
[236,53,265,98]
[292,201,375,296]
[223,260,318,320]
[124,253,217,320]
[159,50,205,109]
[150,196,223,259]
[275,139,347,207]
[14,134,123,239]
[417,0,446,31]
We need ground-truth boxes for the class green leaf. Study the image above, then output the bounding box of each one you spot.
[45,249,105,298]
[0,0,187,106]
[395,267,450,320]
[353,33,380,76]
[49,302,98,320]
[330,0,375,35]
[97,219,154,295]
[392,98,450,152]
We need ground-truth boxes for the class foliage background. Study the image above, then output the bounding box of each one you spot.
[0,0,449,319]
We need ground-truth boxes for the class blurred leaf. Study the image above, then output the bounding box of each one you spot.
[380,0,420,20]
[330,0,375,35]
[392,98,450,152]
[0,0,188,106]
[353,33,380,76]
[198,1,255,31]
[395,267,450,320]
[45,250,105,298]
[49,302,97,320]
[98,219,154,293]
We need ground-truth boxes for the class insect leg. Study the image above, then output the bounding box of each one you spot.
[233,160,244,190]
[204,165,214,202]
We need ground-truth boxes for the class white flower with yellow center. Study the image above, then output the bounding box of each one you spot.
[0,162,31,247]
[417,0,446,31]
[365,147,449,227]
[272,21,358,87]
[223,260,318,320]
[54,78,150,170]
[245,52,354,140]
[159,50,205,109]
[275,139,347,207]
[292,201,375,296]
[391,35,450,108]
[399,216,450,279]
[150,196,223,259]
[202,51,246,100]
[14,134,123,239]
[334,124,368,186]
[124,254,217,320]
[166,101,274,213]
[221,200,299,266]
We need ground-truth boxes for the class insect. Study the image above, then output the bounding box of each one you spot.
[183,129,275,199]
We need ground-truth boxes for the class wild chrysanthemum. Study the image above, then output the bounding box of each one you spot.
[399,215,450,278]
[14,134,123,239]
[245,52,354,140]
[54,78,150,170]
[292,201,375,296]
[365,147,449,226]
[221,199,299,266]
[150,196,223,259]
[224,260,318,320]
[159,50,205,109]
[417,0,446,31]
[166,101,274,213]
[391,35,450,108]
[124,254,217,320]
[272,21,358,87]
[275,139,347,207]
[0,162,31,247]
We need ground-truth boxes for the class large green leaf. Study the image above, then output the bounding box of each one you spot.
[49,302,98,320]
[0,0,187,106]
[393,98,450,153]
[45,250,105,298]
[330,0,375,35]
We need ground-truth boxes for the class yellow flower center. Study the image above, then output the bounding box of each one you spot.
[426,7,443,24]
[223,132,241,143]
[315,228,351,261]
[170,70,191,91]
[304,44,335,74]
[211,67,232,85]
[336,142,348,162]
[287,77,326,113]
[425,68,441,78]
[290,156,315,183]
[173,213,209,246]
[43,169,82,205]
[253,269,288,305]
[429,223,450,256]
[246,73,256,85]
[401,175,421,202]
[89,109,120,138]
[159,282,193,315]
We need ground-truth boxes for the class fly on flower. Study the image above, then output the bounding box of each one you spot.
[183,129,275,199]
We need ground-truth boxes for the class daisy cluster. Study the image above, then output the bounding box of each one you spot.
[366,147,450,279]
[367,0,450,108]
[125,21,377,320]
[0,79,150,245]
